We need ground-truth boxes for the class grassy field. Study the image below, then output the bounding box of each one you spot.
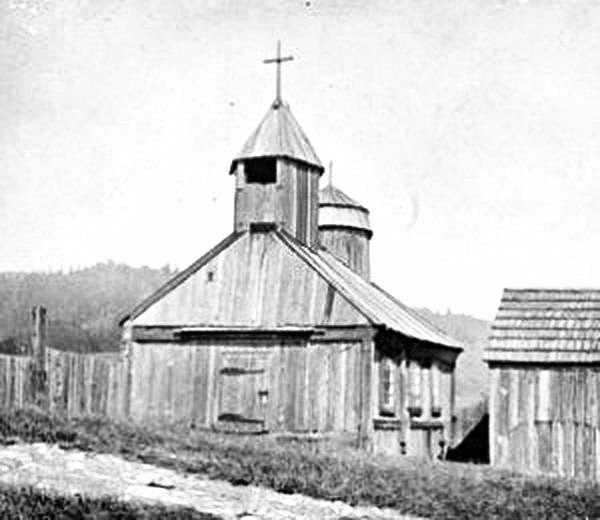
[0,484,221,519]
[0,408,598,519]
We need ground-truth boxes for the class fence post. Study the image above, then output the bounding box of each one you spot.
[31,306,48,407]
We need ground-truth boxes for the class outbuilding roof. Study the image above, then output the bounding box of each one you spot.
[485,288,600,363]
[229,101,323,174]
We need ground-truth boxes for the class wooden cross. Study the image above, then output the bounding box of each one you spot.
[263,41,293,104]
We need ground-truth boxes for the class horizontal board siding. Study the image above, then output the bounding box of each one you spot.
[491,365,600,481]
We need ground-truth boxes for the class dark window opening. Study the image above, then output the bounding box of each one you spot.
[245,158,277,184]
[379,357,395,417]
[207,271,214,282]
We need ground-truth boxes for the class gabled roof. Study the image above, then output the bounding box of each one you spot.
[485,288,600,364]
[229,101,323,174]
[120,229,461,352]
[318,184,371,234]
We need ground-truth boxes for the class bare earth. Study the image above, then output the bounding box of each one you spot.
[0,443,419,520]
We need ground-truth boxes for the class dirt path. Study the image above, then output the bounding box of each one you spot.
[0,443,418,519]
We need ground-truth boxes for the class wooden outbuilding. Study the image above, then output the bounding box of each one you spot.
[485,288,600,480]
[120,50,462,458]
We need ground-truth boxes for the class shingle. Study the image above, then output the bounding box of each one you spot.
[485,288,600,363]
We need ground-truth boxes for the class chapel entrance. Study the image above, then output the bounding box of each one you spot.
[216,350,270,433]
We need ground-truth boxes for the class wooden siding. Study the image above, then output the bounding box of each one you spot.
[0,355,33,408]
[127,339,368,436]
[490,365,600,480]
[372,348,454,458]
[132,231,367,328]
[319,228,371,280]
[46,348,127,418]
[233,159,320,247]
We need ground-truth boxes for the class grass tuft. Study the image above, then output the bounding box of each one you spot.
[0,485,221,519]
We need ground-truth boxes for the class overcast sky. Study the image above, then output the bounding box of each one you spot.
[2,0,599,319]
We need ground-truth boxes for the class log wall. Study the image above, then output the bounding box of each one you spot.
[490,364,600,480]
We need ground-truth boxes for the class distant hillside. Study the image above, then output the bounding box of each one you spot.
[0,262,174,352]
[417,309,491,409]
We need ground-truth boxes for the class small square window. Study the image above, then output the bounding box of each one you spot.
[244,158,277,184]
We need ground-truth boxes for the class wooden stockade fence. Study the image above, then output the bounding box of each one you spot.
[46,348,127,417]
[0,307,127,417]
[0,354,34,408]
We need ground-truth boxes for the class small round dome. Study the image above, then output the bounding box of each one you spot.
[318,184,372,238]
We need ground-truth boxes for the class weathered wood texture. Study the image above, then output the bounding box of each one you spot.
[487,289,600,362]
[127,339,368,436]
[233,159,320,246]
[0,355,33,408]
[319,228,371,280]
[490,365,600,480]
[132,231,367,327]
[371,348,454,458]
[46,348,127,418]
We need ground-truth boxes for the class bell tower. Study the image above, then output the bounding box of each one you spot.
[229,43,324,246]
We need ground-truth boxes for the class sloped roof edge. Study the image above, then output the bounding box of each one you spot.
[275,229,462,350]
[118,232,243,326]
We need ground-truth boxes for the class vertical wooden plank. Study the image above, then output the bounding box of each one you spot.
[554,420,564,476]
[336,345,346,431]
[296,343,307,431]
[328,346,340,431]
[527,370,538,474]
[421,365,431,419]
[509,369,520,429]
[596,427,600,483]
[284,345,296,430]
[345,344,357,431]
[316,344,328,431]
[306,344,317,431]
[489,367,498,466]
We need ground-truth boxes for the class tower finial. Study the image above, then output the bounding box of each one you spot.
[263,41,294,106]
[328,161,333,186]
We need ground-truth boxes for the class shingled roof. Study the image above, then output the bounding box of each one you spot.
[229,101,323,174]
[485,288,600,363]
